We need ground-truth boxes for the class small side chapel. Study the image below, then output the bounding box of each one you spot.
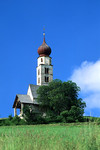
[13,33,53,117]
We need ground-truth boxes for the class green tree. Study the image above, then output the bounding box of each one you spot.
[37,79,86,122]
[23,105,45,124]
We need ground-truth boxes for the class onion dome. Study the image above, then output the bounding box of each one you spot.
[38,33,51,56]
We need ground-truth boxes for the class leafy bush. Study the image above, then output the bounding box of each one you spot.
[23,105,46,124]
[0,115,26,126]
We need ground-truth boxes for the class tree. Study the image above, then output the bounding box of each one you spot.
[23,105,45,124]
[37,79,86,122]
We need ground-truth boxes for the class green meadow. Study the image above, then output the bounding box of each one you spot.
[0,123,100,150]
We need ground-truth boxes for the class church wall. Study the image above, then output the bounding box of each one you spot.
[24,103,40,113]
[38,56,51,66]
[37,65,41,85]
[37,55,53,86]
[37,64,53,85]
[27,85,33,101]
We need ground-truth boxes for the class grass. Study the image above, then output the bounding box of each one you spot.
[0,123,100,150]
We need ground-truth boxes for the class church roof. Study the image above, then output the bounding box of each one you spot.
[13,94,39,108]
[29,84,39,98]
[17,94,33,104]
[37,33,51,57]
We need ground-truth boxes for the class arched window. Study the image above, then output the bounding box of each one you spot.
[38,78,40,84]
[50,59,51,64]
[38,69,40,75]
[41,58,43,62]
[45,68,49,74]
[45,76,49,82]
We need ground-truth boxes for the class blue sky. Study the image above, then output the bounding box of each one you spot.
[0,0,100,118]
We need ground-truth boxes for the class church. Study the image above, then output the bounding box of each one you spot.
[13,33,53,117]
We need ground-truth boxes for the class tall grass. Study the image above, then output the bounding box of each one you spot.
[0,123,100,150]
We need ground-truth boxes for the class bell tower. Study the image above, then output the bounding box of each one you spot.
[37,33,53,85]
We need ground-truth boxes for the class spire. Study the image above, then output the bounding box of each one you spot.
[43,27,45,43]
[37,29,51,57]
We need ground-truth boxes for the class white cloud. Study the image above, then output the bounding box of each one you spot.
[70,60,100,110]
[71,60,100,93]
[84,93,100,109]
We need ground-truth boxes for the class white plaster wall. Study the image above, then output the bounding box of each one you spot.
[38,56,52,66]
[38,57,44,66]
[45,57,51,65]
[37,65,42,85]
[37,65,53,85]
[37,56,53,85]
[27,85,33,101]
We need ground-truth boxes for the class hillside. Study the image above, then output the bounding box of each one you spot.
[0,123,100,150]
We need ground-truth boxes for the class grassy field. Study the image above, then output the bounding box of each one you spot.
[0,123,100,150]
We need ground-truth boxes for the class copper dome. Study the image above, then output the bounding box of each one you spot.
[38,35,51,57]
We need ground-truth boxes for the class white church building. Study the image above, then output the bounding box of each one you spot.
[13,33,53,117]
